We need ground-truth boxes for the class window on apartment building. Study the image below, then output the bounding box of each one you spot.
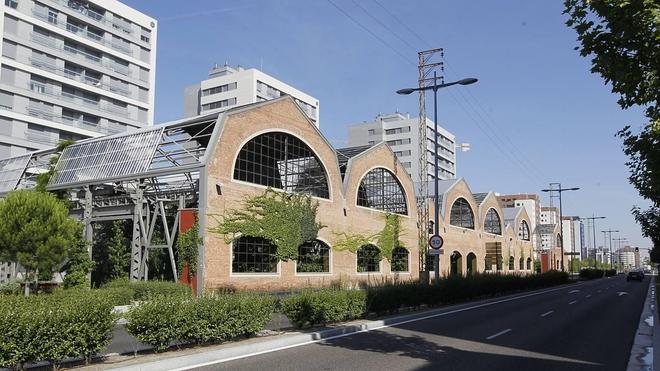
[0,91,14,110]
[201,97,237,111]
[368,129,375,135]
[357,167,408,215]
[296,240,330,273]
[5,0,18,9]
[201,82,237,96]
[402,162,411,168]
[232,236,278,273]
[48,9,58,25]
[367,140,376,146]
[357,244,380,273]
[2,40,16,59]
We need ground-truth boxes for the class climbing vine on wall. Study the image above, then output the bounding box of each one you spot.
[176,219,202,280]
[212,188,325,261]
[333,213,406,261]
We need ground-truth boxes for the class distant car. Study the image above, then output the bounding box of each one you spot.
[627,270,644,281]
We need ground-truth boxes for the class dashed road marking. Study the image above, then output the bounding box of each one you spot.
[486,328,512,340]
[569,300,577,305]
[586,294,592,298]
[541,310,554,317]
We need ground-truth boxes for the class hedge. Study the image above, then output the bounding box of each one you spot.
[125,293,275,352]
[280,289,367,328]
[101,278,191,304]
[579,268,605,279]
[283,271,569,328]
[0,290,116,369]
[605,269,617,277]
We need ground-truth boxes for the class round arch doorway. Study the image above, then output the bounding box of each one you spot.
[450,251,463,276]
[466,252,477,275]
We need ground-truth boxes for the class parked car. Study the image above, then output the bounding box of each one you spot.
[627,270,644,282]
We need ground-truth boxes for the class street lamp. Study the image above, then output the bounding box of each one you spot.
[541,185,579,273]
[581,215,606,265]
[397,74,478,284]
[601,229,619,269]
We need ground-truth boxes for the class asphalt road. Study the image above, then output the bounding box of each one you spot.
[196,275,649,371]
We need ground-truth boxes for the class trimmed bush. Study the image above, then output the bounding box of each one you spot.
[0,290,116,369]
[102,278,191,302]
[125,293,275,352]
[579,268,605,279]
[0,281,20,295]
[283,271,569,328]
[280,289,367,328]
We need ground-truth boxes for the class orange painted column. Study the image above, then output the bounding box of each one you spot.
[179,208,198,295]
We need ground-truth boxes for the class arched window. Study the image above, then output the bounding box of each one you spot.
[391,247,409,272]
[357,244,381,272]
[519,257,524,270]
[526,257,532,270]
[484,208,502,235]
[508,256,514,270]
[450,198,474,229]
[233,132,329,198]
[557,234,562,247]
[232,236,278,273]
[297,240,330,273]
[519,220,530,241]
[357,168,407,215]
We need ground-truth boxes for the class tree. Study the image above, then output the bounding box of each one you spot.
[564,0,660,252]
[0,190,83,295]
[62,237,94,289]
[107,220,130,279]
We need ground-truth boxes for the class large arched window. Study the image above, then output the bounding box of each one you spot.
[357,244,381,272]
[297,240,330,273]
[484,208,502,235]
[357,168,407,215]
[450,198,474,229]
[519,257,524,270]
[508,256,515,270]
[557,234,562,247]
[233,132,329,198]
[232,236,278,273]
[519,220,530,241]
[391,247,409,272]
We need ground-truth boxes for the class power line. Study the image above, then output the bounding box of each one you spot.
[325,0,413,64]
[350,0,418,51]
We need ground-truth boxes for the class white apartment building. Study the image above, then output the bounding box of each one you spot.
[346,112,456,181]
[497,194,541,252]
[561,216,584,259]
[184,64,319,125]
[0,0,156,157]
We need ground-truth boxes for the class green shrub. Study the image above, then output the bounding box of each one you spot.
[125,293,275,352]
[0,290,116,369]
[103,278,191,301]
[280,289,367,328]
[579,268,604,279]
[97,286,136,306]
[605,269,617,277]
[0,281,20,295]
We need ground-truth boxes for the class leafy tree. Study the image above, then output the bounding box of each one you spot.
[107,220,130,279]
[176,220,202,281]
[62,237,94,289]
[0,190,83,295]
[564,0,660,252]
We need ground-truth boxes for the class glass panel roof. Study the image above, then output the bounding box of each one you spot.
[48,128,163,187]
[0,154,31,194]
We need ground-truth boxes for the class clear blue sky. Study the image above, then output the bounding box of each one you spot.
[123,0,652,250]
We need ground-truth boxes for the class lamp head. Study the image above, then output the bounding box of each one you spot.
[396,88,416,95]
[457,78,478,85]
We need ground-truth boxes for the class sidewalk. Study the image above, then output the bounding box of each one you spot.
[626,275,655,371]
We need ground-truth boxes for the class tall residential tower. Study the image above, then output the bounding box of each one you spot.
[0,0,157,157]
[183,64,319,126]
[346,112,457,181]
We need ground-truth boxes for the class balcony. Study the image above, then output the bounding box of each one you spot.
[32,6,134,56]
[29,32,134,79]
[25,129,60,146]
[27,54,131,98]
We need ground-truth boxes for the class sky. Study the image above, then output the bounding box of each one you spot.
[122,0,652,251]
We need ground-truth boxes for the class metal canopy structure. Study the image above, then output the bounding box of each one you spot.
[0,111,221,284]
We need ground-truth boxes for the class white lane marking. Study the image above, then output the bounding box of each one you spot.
[486,328,512,340]
[569,289,580,294]
[618,292,629,296]
[540,310,554,317]
[163,284,585,371]
[597,290,602,293]
[569,300,577,305]
[586,294,592,298]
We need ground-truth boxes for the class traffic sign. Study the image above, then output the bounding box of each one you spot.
[429,249,444,256]
[429,234,443,249]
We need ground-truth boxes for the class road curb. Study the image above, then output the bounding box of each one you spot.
[626,275,654,371]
